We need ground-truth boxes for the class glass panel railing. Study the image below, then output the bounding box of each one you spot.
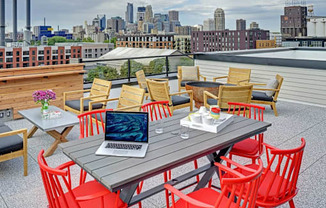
[84,60,125,83]
[168,55,194,73]
[82,54,194,84]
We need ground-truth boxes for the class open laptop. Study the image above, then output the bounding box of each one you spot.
[95,111,149,158]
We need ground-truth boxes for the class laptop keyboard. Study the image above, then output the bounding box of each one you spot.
[105,143,142,150]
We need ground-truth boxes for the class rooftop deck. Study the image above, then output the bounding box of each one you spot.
[0,80,325,208]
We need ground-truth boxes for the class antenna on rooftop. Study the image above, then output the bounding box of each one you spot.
[44,17,46,26]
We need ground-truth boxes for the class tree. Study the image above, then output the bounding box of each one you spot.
[87,65,119,82]
[120,60,145,78]
[48,36,67,45]
[148,58,166,74]
[110,37,117,48]
[82,37,94,42]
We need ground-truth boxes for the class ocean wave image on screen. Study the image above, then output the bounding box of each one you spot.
[106,113,148,142]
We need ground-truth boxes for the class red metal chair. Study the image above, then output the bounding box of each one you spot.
[37,149,127,208]
[164,156,263,208]
[256,138,305,207]
[78,109,113,139]
[227,102,265,163]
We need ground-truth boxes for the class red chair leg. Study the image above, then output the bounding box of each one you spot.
[289,199,295,208]
[164,172,170,208]
[193,160,200,183]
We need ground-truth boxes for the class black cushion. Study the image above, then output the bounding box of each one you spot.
[252,91,274,102]
[180,80,191,87]
[0,125,23,155]
[65,100,104,111]
[207,98,218,106]
[171,96,190,106]
[144,87,148,93]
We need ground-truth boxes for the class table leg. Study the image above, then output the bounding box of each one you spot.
[120,183,139,204]
[44,126,74,157]
[27,126,38,138]
[193,145,233,191]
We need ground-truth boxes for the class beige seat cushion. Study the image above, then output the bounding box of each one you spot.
[265,78,279,97]
[181,66,198,81]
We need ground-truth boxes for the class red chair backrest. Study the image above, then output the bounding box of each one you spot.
[228,102,265,154]
[78,109,112,139]
[141,101,171,121]
[227,102,265,121]
[216,157,264,208]
[259,138,306,203]
[37,149,79,208]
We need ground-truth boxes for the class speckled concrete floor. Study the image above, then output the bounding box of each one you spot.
[0,80,325,208]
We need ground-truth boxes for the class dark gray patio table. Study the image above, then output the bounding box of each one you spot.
[59,112,271,206]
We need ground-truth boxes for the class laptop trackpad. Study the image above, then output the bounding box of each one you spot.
[113,150,128,155]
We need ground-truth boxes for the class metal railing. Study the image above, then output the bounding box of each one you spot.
[79,54,194,87]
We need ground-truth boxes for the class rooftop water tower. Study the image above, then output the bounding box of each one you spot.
[308,5,314,17]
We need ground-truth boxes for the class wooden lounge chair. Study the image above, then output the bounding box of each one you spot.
[135,70,168,99]
[177,66,207,92]
[0,122,28,176]
[249,74,284,116]
[89,84,145,112]
[63,78,112,114]
[146,79,193,115]
[213,67,251,85]
[204,85,253,110]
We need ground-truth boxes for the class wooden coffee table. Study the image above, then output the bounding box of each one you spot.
[19,106,79,157]
[185,81,224,108]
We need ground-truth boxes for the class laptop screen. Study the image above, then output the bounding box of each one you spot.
[105,111,149,143]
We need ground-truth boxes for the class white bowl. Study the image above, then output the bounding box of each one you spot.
[190,113,202,123]
[202,115,214,125]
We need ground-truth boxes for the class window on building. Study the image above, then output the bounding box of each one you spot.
[0,52,3,56]
[0,64,2,68]
[32,51,36,55]
[6,64,13,68]
[16,57,19,62]
[32,57,35,61]
[23,63,29,67]
[6,58,13,62]
[23,51,29,55]
[23,57,29,62]
[6,51,13,56]
[16,51,20,56]
[16,63,20,67]
[38,50,44,55]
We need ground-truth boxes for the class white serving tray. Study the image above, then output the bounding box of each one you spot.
[180,112,234,133]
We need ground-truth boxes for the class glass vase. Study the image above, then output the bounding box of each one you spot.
[41,100,50,119]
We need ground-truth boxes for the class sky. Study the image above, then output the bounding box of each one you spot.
[2,0,326,33]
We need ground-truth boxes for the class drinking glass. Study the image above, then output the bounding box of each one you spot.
[155,119,164,134]
[180,124,189,139]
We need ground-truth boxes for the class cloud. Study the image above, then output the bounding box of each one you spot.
[2,0,326,32]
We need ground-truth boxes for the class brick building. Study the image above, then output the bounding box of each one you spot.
[0,45,81,69]
[191,29,269,52]
[116,34,174,49]
[281,6,307,39]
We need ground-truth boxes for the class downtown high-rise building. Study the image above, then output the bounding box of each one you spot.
[125,3,134,24]
[214,8,225,30]
[107,17,125,33]
[203,18,215,31]
[236,19,246,31]
[169,10,179,21]
[98,15,106,31]
[250,22,259,29]
[145,5,153,23]
[137,7,146,22]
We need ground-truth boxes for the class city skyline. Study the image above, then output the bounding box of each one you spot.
[1,0,326,33]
